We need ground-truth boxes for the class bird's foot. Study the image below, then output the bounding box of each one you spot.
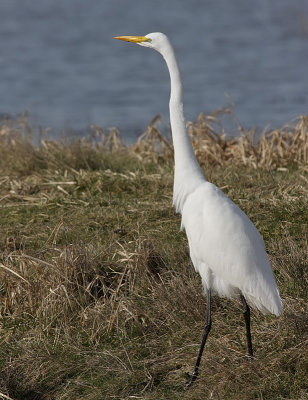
[184,370,198,388]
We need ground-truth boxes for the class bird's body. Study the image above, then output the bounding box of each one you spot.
[114,32,282,384]
[182,181,281,315]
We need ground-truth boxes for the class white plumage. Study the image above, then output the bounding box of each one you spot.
[115,32,282,384]
[182,181,282,315]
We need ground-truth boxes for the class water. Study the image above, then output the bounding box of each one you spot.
[0,0,307,140]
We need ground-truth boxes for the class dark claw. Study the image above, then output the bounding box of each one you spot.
[185,370,198,388]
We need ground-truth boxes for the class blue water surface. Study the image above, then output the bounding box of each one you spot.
[0,0,307,139]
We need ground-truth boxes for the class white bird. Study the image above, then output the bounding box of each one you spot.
[114,32,282,386]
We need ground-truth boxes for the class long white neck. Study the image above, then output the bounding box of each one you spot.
[160,40,205,213]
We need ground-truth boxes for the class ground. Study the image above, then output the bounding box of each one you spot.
[0,114,307,400]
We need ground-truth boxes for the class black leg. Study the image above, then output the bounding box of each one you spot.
[186,288,212,387]
[240,294,254,358]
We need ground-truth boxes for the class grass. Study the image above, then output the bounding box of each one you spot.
[0,112,307,400]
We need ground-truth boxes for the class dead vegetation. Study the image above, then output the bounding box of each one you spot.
[131,109,308,168]
[0,112,307,400]
[1,109,307,171]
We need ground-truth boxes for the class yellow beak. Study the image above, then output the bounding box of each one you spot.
[114,35,148,43]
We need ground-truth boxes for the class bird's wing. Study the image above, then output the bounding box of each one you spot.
[181,182,282,315]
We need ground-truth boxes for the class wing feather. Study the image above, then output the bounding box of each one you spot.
[181,182,282,315]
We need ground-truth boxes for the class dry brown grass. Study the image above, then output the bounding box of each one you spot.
[0,110,307,170]
[131,110,308,168]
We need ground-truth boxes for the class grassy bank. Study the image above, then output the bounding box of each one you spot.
[0,114,307,400]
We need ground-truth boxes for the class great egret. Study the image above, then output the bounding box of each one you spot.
[114,33,282,386]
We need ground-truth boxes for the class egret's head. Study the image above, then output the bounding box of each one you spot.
[114,32,169,54]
